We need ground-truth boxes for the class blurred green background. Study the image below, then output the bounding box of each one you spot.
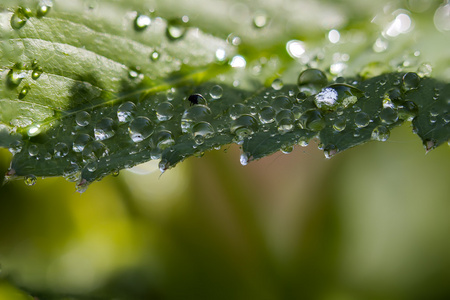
[0,124,449,299]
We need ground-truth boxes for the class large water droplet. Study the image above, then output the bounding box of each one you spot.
[229,103,250,120]
[24,175,37,186]
[386,87,404,104]
[156,102,174,121]
[276,110,294,133]
[298,69,328,94]
[259,106,276,124]
[272,95,292,111]
[193,121,215,139]
[94,118,115,140]
[117,101,136,123]
[354,112,370,128]
[166,17,188,40]
[75,111,91,127]
[153,130,175,150]
[134,14,151,31]
[230,115,259,140]
[379,107,398,124]
[128,116,153,142]
[10,8,29,30]
[73,134,92,152]
[82,141,109,161]
[54,142,69,158]
[315,84,363,111]
[181,105,212,133]
[371,125,390,141]
[271,78,284,90]
[299,110,325,131]
[209,85,223,100]
[6,69,26,88]
[403,72,420,90]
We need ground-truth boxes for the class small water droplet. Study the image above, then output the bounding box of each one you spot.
[27,124,41,137]
[24,175,37,186]
[402,72,420,90]
[296,92,307,103]
[117,101,136,123]
[230,103,250,120]
[253,11,268,28]
[82,141,109,161]
[86,161,97,172]
[181,105,212,133]
[259,106,276,124]
[371,125,390,141]
[37,4,51,18]
[54,142,69,158]
[298,69,328,94]
[166,17,188,40]
[18,86,30,99]
[128,116,153,142]
[31,66,43,80]
[159,159,170,173]
[209,85,223,100]
[153,130,175,149]
[75,111,91,127]
[156,102,174,121]
[28,144,39,156]
[354,112,370,128]
[299,110,325,131]
[10,8,30,30]
[150,50,160,61]
[193,121,215,139]
[379,107,398,124]
[324,144,338,159]
[63,163,80,182]
[281,145,294,154]
[134,14,151,31]
[9,139,24,155]
[333,117,346,132]
[240,152,250,166]
[271,78,284,90]
[386,87,404,105]
[94,118,115,140]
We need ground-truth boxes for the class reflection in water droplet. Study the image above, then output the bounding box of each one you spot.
[333,117,346,132]
[188,94,207,106]
[230,103,249,120]
[259,106,276,124]
[253,11,268,28]
[398,101,418,121]
[299,110,325,131]
[18,86,30,99]
[134,14,151,31]
[181,105,212,133]
[156,102,174,121]
[10,8,28,30]
[209,85,223,100]
[24,175,37,186]
[193,121,215,139]
[6,69,26,88]
[371,125,390,141]
[37,4,51,18]
[94,118,115,140]
[402,72,420,90]
[128,116,153,142]
[271,78,284,90]
[153,130,175,150]
[231,115,259,140]
[117,101,136,123]
[166,17,188,40]
[150,50,160,61]
[354,112,370,128]
[272,96,292,111]
[75,111,91,127]
[324,144,338,159]
[82,141,109,161]
[28,144,39,156]
[54,142,69,158]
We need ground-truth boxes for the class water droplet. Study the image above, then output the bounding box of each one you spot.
[272,95,293,112]
[156,102,174,121]
[230,55,247,68]
[63,163,80,182]
[166,17,188,40]
[128,116,153,142]
[328,29,340,44]
[134,14,151,31]
[75,111,91,127]
[386,87,404,105]
[298,69,328,94]
[371,125,390,141]
[209,85,223,100]
[417,63,432,77]
[281,145,294,154]
[9,139,24,155]
[6,69,26,88]
[259,106,276,123]
[128,67,144,80]
[150,50,160,61]
[153,130,175,149]
[231,115,259,140]
[286,40,306,58]
[18,86,30,99]
[86,161,97,172]
[159,159,170,173]
[82,141,109,161]
[193,121,215,139]
[10,8,29,30]
[253,11,268,28]
[299,110,325,131]
[31,66,43,80]
[333,117,346,132]
[181,105,212,133]
[37,4,51,18]
[24,175,37,186]
[354,112,370,128]
[315,83,362,111]
[230,103,250,120]
[73,134,92,152]
[296,92,307,103]
[94,118,115,140]
[54,142,69,158]
[434,3,450,33]
[379,107,398,124]
[403,72,420,90]
[324,144,338,159]
[188,94,207,106]
[271,78,284,90]
[117,101,136,123]
[28,144,39,156]
[27,124,41,137]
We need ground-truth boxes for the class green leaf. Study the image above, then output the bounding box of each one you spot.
[1,0,449,191]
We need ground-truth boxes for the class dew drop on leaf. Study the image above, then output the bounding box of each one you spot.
[82,141,109,161]
[31,66,43,80]
[9,139,24,155]
[231,115,259,140]
[299,110,325,131]
[188,93,207,106]
[259,106,276,124]
[324,144,338,159]
[94,118,115,140]
[229,103,250,120]
[117,101,136,123]
[150,50,160,61]
[166,17,188,40]
[181,105,212,133]
[371,125,390,141]
[6,69,26,88]
[18,86,30,99]
[354,112,370,128]
[10,8,29,30]
[54,142,69,158]
[402,72,420,90]
[153,130,175,150]
[75,111,91,127]
[28,144,39,156]
[209,85,223,100]
[298,69,328,94]
[156,102,174,121]
[128,116,153,142]
[379,107,399,124]
[193,121,215,139]
[134,14,151,31]
[271,78,284,90]
[73,134,92,152]
[37,4,51,18]
[333,117,346,132]
[253,11,269,28]
[272,95,292,111]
